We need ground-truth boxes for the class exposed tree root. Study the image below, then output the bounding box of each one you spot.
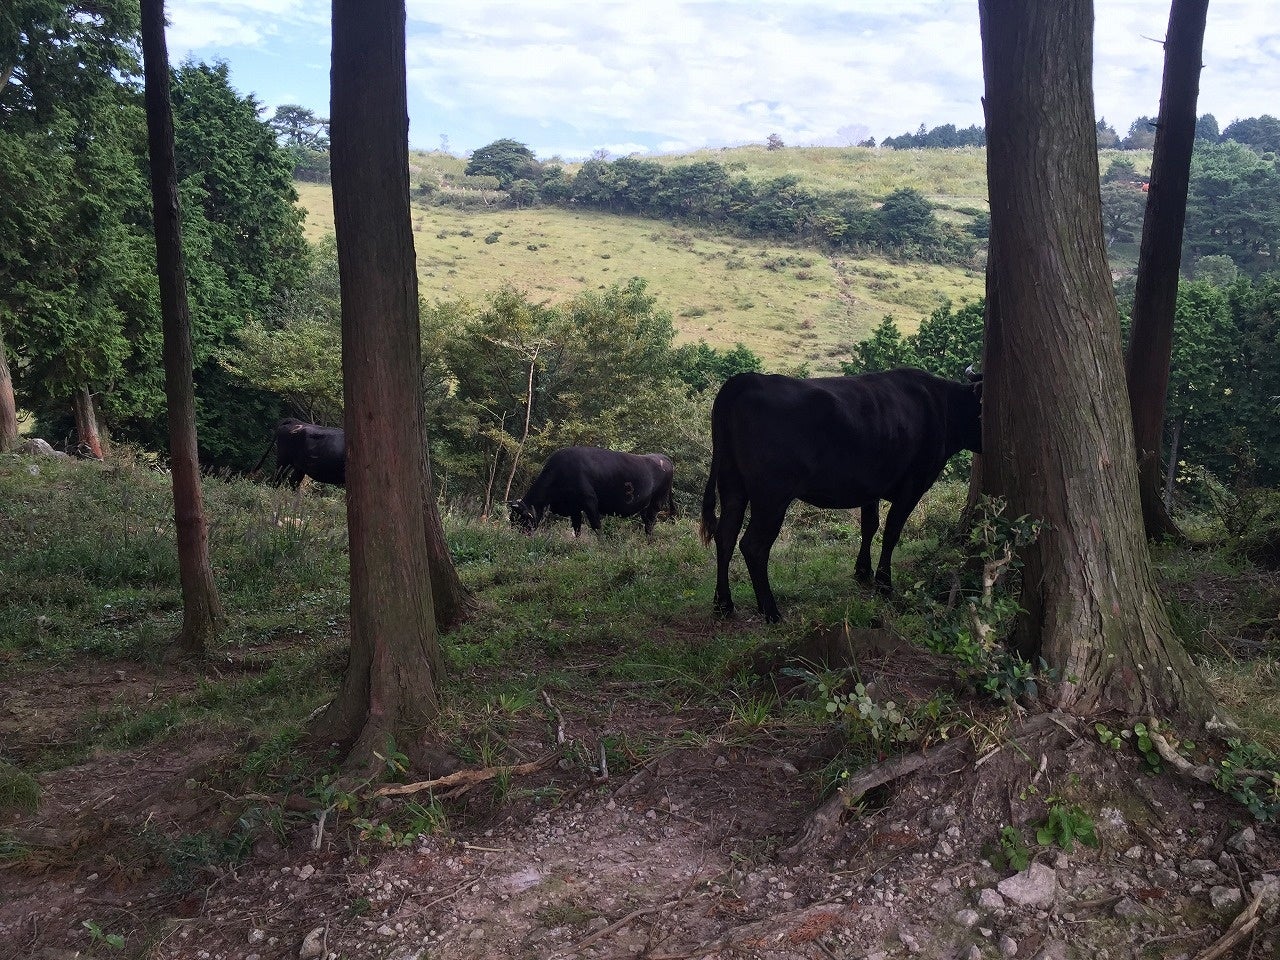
[783,712,1078,863]
[1147,718,1278,789]
[369,753,559,798]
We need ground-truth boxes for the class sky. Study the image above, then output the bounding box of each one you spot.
[164,1,1280,160]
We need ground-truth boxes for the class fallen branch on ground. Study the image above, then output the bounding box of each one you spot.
[1190,888,1267,960]
[1147,718,1278,787]
[370,753,558,798]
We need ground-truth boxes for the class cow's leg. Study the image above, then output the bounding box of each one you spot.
[641,503,658,535]
[856,501,879,583]
[570,510,584,537]
[874,494,925,595]
[712,493,748,618]
[739,500,789,623]
[584,498,603,535]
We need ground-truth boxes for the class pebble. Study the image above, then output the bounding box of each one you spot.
[978,888,1006,911]
[955,909,980,928]
[1000,934,1019,957]
[1209,885,1243,913]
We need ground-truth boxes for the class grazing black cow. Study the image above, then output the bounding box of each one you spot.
[700,368,982,621]
[509,446,676,536]
[254,418,346,488]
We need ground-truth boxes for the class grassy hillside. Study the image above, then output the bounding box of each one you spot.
[295,145,1149,372]
[296,189,983,373]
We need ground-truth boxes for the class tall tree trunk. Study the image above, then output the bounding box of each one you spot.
[1125,0,1209,541]
[978,0,1215,723]
[318,0,446,768]
[140,0,223,657]
[72,386,105,459]
[0,320,17,452]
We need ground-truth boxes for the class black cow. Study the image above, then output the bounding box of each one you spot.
[254,418,346,488]
[509,446,676,536]
[700,368,982,621]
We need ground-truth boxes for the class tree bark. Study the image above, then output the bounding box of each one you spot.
[318,0,446,768]
[0,320,18,452]
[978,0,1216,723]
[1164,416,1183,509]
[422,439,473,631]
[72,386,105,459]
[140,0,223,658]
[1125,0,1208,541]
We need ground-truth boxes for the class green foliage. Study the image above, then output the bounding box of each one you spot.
[0,763,40,813]
[1214,738,1280,822]
[1035,802,1098,851]
[1184,141,1280,279]
[82,920,126,950]
[466,138,538,187]
[842,300,983,380]
[996,825,1031,871]
[820,680,919,744]
[671,340,764,393]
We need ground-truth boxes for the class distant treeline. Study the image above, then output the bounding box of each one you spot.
[423,140,985,266]
[876,113,1280,153]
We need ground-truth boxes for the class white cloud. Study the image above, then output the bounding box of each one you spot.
[169,0,1280,157]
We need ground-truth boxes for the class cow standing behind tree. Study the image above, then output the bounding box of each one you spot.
[701,368,982,622]
[508,446,676,536]
[255,418,346,488]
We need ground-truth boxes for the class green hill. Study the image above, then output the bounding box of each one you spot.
[294,144,1141,373]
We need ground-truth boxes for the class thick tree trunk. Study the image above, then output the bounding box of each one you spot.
[140,0,223,658]
[978,0,1215,723]
[0,321,17,452]
[1125,0,1208,541]
[72,386,105,459]
[319,0,446,768]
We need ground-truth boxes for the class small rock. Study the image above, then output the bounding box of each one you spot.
[932,878,954,894]
[1182,859,1218,877]
[468,928,485,940]
[297,864,316,880]
[1249,875,1280,908]
[899,930,920,952]
[978,888,1006,911]
[376,924,395,937]
[1114,897,1148,919]
[968,948,982,960]
[248,928,266,943]
[955,909,980,928]
[1124,844,1145,860]
[1000,934,1018,957]
[298,927,326,959]
[1209,885,1243,914]
[866,952,887,960]
[1228,827,1256,852]
[997,862,1057,908]
[1030,940,1070,960]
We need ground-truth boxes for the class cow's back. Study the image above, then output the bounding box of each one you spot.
[714,370,963,508]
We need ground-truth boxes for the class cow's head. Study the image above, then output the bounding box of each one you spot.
[506,498,540,533]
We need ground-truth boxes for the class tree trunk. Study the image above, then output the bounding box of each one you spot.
[140,0,223,658]
[1125,0,1208,541]
[318,0,446,768]
[422,439,473,631]
[0,320,17,452]
[1164,415,1183,509]
[72,386,105,459]
[978,0,1215,723]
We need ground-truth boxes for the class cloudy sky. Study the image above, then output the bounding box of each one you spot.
[165,1,1279,160]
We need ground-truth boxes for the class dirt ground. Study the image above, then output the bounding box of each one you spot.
[3,641,1278,960]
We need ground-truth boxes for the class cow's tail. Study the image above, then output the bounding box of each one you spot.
[700,393,729,546]
[251,433,276,476]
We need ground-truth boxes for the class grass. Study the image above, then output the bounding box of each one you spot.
[2,454,1278,811]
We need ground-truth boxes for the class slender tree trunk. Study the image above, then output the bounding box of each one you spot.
[422,438,473,631]
[72,387,105,459]
[978,0,1215,723]
[0,320,18,452]
[503,347,540,503]
[318,0,446,769]
[1125,0,1208,540]
[1164,415,1184,508]
[140,0,223,657]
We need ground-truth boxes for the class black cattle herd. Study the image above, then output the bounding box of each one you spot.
[258,368,984,620]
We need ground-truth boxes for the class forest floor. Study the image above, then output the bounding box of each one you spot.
[2,456,1279,960]
[3,634,1278,960]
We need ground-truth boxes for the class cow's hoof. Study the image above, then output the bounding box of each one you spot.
[713,601,735,619]
[763,609,782,624]
[873,580,894,597]
[854,569,873,584]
